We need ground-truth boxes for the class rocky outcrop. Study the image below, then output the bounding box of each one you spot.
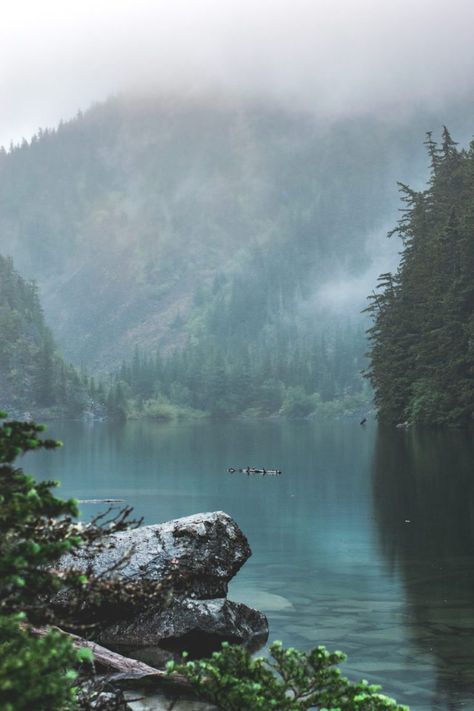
[59,511,268,664]
[61,511,251,599]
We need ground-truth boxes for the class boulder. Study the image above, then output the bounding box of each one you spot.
[61,511,251,599]
[58,511,268,660]
[98,597,268,662]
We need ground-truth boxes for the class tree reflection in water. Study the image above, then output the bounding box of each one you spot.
[372,427,474,710]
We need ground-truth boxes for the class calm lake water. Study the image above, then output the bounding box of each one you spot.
[29,418,474,710]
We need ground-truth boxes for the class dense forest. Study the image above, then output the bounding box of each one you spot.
[0,255,87,416]
[113,319,369,418]
[0,98,451,369]
[2,97,474,420]
[366,129,474,426]
[0,250,368,420]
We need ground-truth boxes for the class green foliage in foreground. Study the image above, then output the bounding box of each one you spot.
[168,641,408,711]
[0,413,85,709]
[0,412,140,710]
[0,614,84,711]
[0,414,84,619]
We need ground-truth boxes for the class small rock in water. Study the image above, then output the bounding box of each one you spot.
[230,588,293,612]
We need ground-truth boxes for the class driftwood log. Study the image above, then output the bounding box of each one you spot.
[29,625,190,686]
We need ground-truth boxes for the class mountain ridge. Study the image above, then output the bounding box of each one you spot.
[1,94,473,375]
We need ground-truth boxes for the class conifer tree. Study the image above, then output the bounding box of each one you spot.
[366,130,474,426]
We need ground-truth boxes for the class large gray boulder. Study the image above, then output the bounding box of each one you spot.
[59,511,268,662]
[62,511,251,599]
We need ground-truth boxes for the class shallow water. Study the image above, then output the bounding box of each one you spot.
[29,418,474,710]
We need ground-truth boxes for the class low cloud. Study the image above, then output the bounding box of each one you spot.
[2,0,474,146]
[308,223,401,316]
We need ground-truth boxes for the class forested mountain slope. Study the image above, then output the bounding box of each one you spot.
[0,255,86,415]
[366,130,474,426]
[0,95,473,411]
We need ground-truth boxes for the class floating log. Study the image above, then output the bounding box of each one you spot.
[77,499,126,504]
[227,467,282,476]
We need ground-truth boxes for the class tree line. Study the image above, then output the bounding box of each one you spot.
[0,249,369,421]
[111,317,369,419]
[366,128,474,426]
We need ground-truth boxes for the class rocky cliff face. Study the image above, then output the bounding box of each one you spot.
[59,511,268,666]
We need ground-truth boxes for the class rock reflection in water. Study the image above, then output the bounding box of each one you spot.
[373,427,474,710]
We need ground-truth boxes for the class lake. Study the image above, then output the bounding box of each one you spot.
[29,418,474,710]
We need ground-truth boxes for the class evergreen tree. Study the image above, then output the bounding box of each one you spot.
[0,255,88,414]
[366,130,474,426]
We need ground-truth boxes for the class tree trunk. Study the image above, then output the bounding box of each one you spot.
[28,625,190,686]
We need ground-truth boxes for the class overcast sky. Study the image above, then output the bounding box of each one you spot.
[2,0,474,147]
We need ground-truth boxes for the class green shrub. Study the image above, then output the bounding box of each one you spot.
[139,398,206,421]
[0,413,86,709]
[0,614,83,711]
[0,414,84,619]
[168,641,409,711]
[280,387,321,418]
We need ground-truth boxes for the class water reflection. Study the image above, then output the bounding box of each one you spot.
[373,427,474,710]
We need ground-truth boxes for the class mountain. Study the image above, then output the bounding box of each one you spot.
[0,94,473,413]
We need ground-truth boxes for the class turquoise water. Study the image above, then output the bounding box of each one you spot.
[29,419,474,710]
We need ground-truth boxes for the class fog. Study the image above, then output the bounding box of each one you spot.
[302,222,401,317]
[2,0,474,147]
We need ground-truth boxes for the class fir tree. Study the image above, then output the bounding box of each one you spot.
[366,130,474,426]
